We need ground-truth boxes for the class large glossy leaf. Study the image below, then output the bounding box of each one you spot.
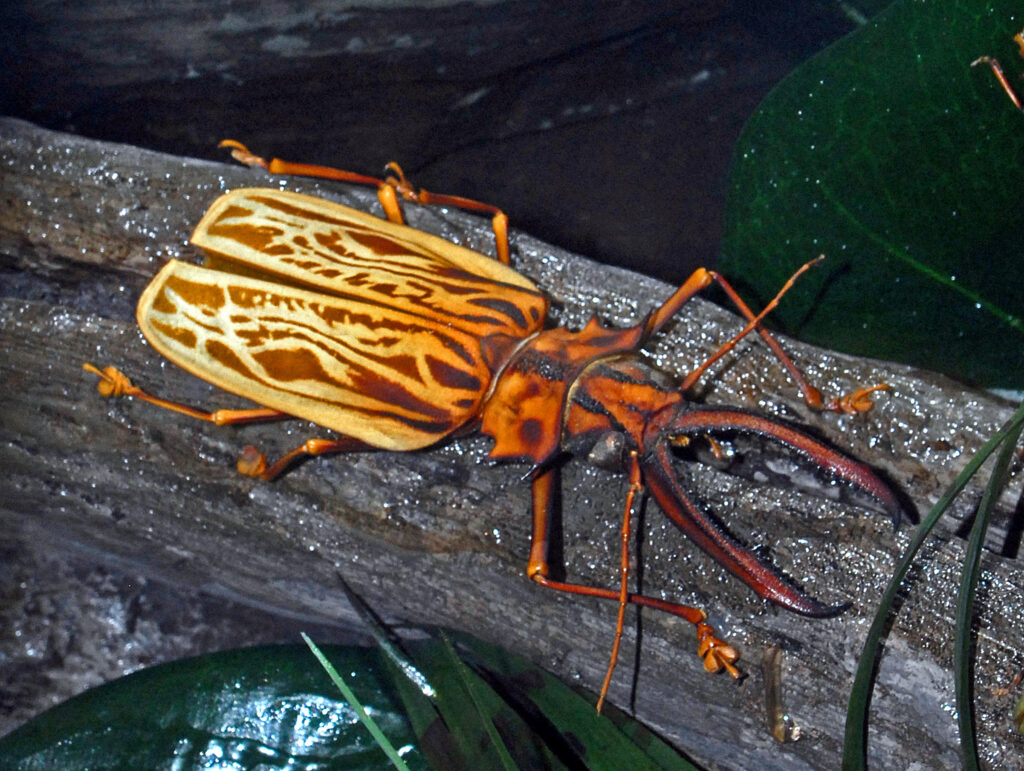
[721,0,1024,388]
[0,634,698,771]
[0,645,425,770]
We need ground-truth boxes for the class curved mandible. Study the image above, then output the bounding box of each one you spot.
[642,441,849,617]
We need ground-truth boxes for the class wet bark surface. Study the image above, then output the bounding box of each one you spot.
[2,119,1023,769]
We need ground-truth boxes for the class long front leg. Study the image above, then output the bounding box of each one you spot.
[526,466,740,711]
[646,260,888,415]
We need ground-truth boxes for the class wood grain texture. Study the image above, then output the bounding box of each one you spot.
[2,118,1023,769]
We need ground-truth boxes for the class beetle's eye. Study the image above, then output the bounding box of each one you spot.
[586,432,626,470]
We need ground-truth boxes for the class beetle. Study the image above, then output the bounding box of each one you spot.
[84,142,898,711]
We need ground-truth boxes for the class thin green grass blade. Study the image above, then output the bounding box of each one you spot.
[331,579,468,769]
[375,650,466,771]
[842,399,1024,769]
[335,575,437,704]
[414,637,567,770]
[954,408,1024,769]
[302,633,413,771]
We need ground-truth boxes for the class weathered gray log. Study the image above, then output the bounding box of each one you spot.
[1,118,1022,769]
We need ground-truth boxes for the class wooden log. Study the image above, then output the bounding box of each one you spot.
[1,118,1022,768]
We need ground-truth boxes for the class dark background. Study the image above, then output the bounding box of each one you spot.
[0,1,886,283]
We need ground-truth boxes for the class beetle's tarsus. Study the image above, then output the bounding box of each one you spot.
[825,383,891,415]
[237,445,268,478]
[83,362,134,398]
[218,139,270,170]
[696,621,741,678]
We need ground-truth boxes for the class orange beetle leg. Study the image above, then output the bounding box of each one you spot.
[972,56,1024,111]
[696,621,741,678]
[83,363,286,425]
[83,363,372,481]
[824,383,891,415]
[237,437,374,482]
[526,466,740,713]
[218,139,384,186]
[375,183,405,225]
[219,141,512,264]
[649,259,888,415]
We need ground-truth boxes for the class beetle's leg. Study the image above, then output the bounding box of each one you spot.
[219,140,408,223]
[83,364,286,425]
[647,259,888,415]
[596,451,642,713]
[407,187,510,265]
[83,363,371,480]
[219,140,511,264]
[972,56,1023,110]
[527,466,739,711]
[236,438,374,481]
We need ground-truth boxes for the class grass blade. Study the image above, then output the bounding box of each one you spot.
[843,399,1024,769]
[302,633,413,771]
[437,632,520,771]
[954,410,1024,769]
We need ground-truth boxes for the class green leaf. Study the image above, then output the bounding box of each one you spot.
[721,0,1024,388]
[450,633,700,771]
[0,645,426,770]
[953,408,1024,768]
[391,636,547,771]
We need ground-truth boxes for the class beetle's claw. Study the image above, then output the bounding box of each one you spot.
[237,445,268,477]
[826,383,891,415]
[696,621,741,679]
[219,139,269,170]
[83,362,134,398]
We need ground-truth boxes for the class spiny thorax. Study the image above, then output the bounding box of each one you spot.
[563,357,684,464]
[478,316,653,465]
